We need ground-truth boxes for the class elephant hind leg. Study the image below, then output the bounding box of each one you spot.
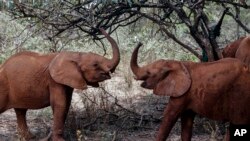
[0,94,9,114]
[0,107,7,114]
[14,108,35,140]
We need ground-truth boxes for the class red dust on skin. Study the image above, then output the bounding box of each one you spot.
[222,36,245,58]
[130,42,250,141]
[222,36,250,68]
[0,28,120,141]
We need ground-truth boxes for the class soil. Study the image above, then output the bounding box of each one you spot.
[0,75,226,141]
[0,96,224,141]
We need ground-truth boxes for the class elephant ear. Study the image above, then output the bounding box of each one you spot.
[49,52,87,90]
[154,63,191,97]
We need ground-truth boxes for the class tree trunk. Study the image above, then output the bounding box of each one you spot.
[205,42,216,62]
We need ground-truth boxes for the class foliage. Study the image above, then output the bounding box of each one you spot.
[0,11,196,65]
[8,0,250,61]
[0,12,52,63]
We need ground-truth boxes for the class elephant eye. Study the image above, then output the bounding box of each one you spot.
[93,63,98,67]
[146,71,151,75]
[162,71,170,78]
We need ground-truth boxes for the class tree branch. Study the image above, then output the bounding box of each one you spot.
[160,26,199,57]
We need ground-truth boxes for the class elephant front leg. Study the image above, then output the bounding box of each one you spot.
[181,110,195,141]
[15,108,35,140]
[156,100,184,141]
[223,126,230,141]
[50,86,72,141]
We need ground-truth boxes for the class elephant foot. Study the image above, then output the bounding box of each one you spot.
[19,131,36,141]
[39,132,52,141]
[52,132,65,141]
[52,135,65,141]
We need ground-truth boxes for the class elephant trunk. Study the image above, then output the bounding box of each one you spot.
[130,42,145,80]
[100,28,120,73]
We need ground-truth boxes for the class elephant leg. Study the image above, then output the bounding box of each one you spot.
[180,110,195,141]
[223,127,230,141]
[50,86,73,141]
[156,99,184,141]
[14,108,35,140]
[0,94,8,114]
[0,107,7,114]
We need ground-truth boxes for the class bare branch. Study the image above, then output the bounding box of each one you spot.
[160,26,199,57]
[207,0,250,9]
[9,0,250,61]
[226,10,250,33]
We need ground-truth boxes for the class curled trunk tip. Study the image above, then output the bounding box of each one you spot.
[130,42,144,79]
[137,42,143,48]
[99,28,120,73]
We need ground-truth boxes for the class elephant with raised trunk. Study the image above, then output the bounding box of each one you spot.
[222,36,250,67]
[130,43,250,141]
[0,28,120,141]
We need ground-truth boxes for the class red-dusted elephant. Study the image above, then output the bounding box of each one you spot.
[222,37,245,58]
[222,36,250,66]
[0,28,120,141]
[131,43,250,141]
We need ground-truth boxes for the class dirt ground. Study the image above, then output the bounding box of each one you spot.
[0,96,224,141]
[0,75,226,141]
[0,109,214,141]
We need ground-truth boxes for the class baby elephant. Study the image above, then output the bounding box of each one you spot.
[222,36,250,67]
[0,28,120,141]
[130,43,250,141]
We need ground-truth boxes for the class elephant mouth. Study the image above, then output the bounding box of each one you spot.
[94,73,111,82]
[86,74,111,87]
[85,79,100,87]
[87,82,100,87]
[101,73,111,80]
[141,81,154,89]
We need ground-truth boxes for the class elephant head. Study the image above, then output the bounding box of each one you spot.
[130,43,191,97]
[222,36,245,58]
[49,28,120,89]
